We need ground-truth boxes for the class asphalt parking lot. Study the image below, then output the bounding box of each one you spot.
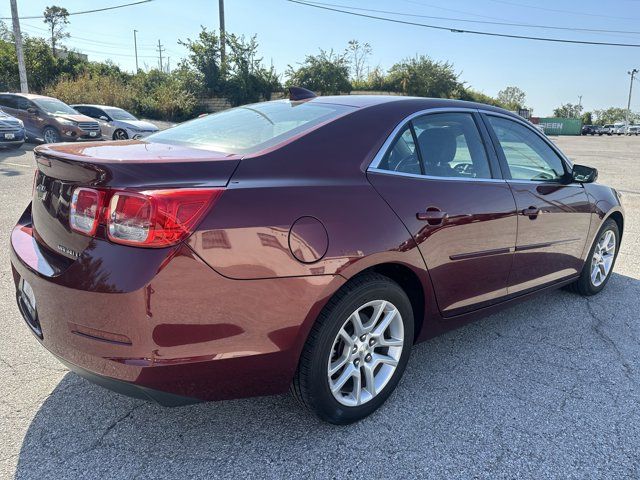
[0,136,638,479]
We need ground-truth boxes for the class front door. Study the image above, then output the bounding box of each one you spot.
[368,111,518,316]
[483,114,591,294]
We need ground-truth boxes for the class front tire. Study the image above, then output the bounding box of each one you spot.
[42,126,60,144]
[569,219,620,296]
[292,273,414,424]
[113,129,129,140]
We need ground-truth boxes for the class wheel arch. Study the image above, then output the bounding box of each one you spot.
[607,210,624,240]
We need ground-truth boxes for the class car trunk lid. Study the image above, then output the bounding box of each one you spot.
[32,140,240,260]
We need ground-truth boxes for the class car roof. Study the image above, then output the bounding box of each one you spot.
[0,92,57,101]
[72,104,122,109]
[309,94,516,117]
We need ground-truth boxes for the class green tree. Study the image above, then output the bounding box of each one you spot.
[581,111,593,125]
[43,5,69,56]
[223,33,281,105]
[0,21,12,41]
[593,107,638,125]
[385,55,461,98]
[497,86,527,111]
[553,103,582,118]
[286,49,351,95]
[459,88,504,107]
[179,26,223,96]
[346,39,372,84]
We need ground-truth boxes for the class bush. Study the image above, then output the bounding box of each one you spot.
[44,73,137,111]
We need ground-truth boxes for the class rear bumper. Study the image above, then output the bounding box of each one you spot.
[10,209,342,403]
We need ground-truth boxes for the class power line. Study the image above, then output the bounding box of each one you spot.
[300,1,640,36]
[288,0,640,48]
[486,0,640,22]
[1,0,153,20]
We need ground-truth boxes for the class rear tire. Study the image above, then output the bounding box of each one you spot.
[292,273,414,424]
[568,219,619,296]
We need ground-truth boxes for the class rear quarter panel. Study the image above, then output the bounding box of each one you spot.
[188,100,433,281]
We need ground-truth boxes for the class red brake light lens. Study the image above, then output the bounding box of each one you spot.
[107,189,223,247]
[69,186,223,247]
[70,187,103,236]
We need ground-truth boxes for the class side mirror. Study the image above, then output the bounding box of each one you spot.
[572,164,598,183]
[27,107,37,115]
[99,116,109,121]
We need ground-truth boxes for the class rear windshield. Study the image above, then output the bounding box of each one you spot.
[147,100,354,154]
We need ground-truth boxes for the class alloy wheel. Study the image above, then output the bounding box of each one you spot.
[327,300,404,407]
[114,130,128,140]
[43,129,58,143]
[591,229,616,287]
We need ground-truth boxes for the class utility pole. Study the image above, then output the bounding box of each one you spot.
[9,0,29,93]
[133,30,139,73]
[627,69,639,132]
[156,39,165,72]
[577,95,583,118]
[219,0,226,68]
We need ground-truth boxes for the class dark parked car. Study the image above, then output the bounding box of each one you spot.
[581,124,601,135]
[10,91,624,424]
[0,93,100,143]
[0,108,25,149]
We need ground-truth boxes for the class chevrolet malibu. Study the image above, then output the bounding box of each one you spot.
[10,90,624,424]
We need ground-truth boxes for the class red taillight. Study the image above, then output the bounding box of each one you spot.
[70,187,104,236]
[70,187,223,247]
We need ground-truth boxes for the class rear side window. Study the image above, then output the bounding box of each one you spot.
[413,113,492,179]
[147,100,355,154]
[487,115,567,182]
[0,95,18,109]
[379,125,419,174]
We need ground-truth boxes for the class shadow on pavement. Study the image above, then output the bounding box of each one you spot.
[14,272,640,478]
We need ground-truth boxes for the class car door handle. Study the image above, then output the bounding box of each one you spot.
[417,208,448,225]
[521,207,540,219]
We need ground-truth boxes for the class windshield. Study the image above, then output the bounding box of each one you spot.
[147,100,355,154]
[33,98,78,115]
[104,107,137,121]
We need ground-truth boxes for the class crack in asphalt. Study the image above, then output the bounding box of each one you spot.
[585,298,635,382]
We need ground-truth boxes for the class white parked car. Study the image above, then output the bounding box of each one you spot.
[611,123,626,135]
[627,125,640,136]
[71,104,159,140]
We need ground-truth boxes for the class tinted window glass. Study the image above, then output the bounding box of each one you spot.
[32,98,77,115]
[73,106,89,115]
[379,125,419,174]
[0,95,18,109]
[148,100,354,154]
[488,116,566,181]
[104,107,137,121]
[412,113,492,179]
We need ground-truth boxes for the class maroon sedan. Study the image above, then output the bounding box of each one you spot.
[10,90,623,424]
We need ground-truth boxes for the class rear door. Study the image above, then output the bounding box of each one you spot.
[368,110,518,316]
[482,113,591,294]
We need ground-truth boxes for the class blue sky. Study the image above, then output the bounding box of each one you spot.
[3,0,639,115]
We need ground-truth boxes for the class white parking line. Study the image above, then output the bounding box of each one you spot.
[0,162,31,169]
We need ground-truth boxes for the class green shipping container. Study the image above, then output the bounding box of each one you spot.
[537,118,582,136]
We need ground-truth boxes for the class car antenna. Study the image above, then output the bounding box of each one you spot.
[288,86,317,101]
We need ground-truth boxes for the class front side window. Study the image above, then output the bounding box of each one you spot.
[147,100,355,154]
[487,116,567,182]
